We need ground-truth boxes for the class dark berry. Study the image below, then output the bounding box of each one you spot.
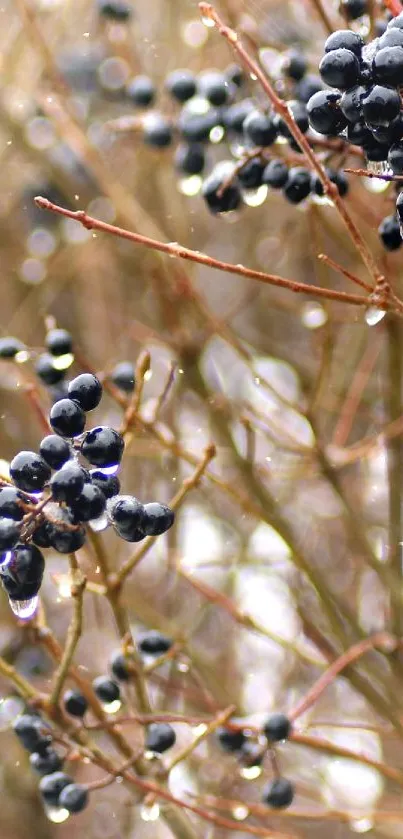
[49,525,86,554]
[340,85,366,123]
[296,74,324,103]
[10,451,51,492]
[49,398,86,438]
[222,99,254,134]
[217,726,246,752]
[1,543,45,587]
[89,469,120,499]
[30,748,63,776]
[145,722,176,753]
[311,168,349,197]
[142,502,174,535]
[262,778,294,809]
[370,115,403,145]
[110,651,130,681]
[319,48,360,89]
[45,328,73,358]
[373,46,403,85]
[108,495,146,538]
[69,483,106,522]
[283,168,311,204]
[165,69,197,102]
[0,337,25,359]
[126,75,156,107]
[243,110,278,146]
[67,373,102,412]
[81,426,124,467]
[363,139,390,162]
[39,771,74,805]
[202,166,242,214]
[225,63,244,87]
[379,28,403,48]
[97,0,131,21]
[275,100,309,139]
[378,214,402,250]
[13,714,51,752]
[174,143,206,175]
[239,741,264,767]
[388,141,403,174]
[284,50,307,81]
[238,158,265,189]
[347,119,372,145]
[137,630,173,655]
[362,85,401,127]
[177,107,222,142]
[63,689,88,717]
[263,713,292,742]
[0,487,24,521]
[397,190,403,221]
[340,0,367,19]
[93,676,120,704]
[50,462,86,503]
[262,160,289,189]
[35,353,66,386]
[198,71,231,106]
[142,114,173,148]
[39,435,71,470]
[59,783,89,813]
[388,11,403,29]
[306,90,346,135]
[324,29,364,56]
[0,518,20,551]
[32,520,53,549]
[110,361,135,393]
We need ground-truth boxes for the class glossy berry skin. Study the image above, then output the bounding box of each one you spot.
[165,69,197,102]
[93,676,120,704]
[296,74,323,103]
[0,487,24,521]
[59,783,89,813]
[1,543,45,588]
[202,168,242,214]
[378,215,402,251]
[238,158,265,189]
[49,525,86,554]
[35,353,66,386]
[396,191,403,222]
[39,435,71,470]
[174,143,206,175]
[226,63,244,87]
[39,772,74,805]
[137,630,173,655]
[239,741,264,768]
[275,101,309,139]
[108,495,146,540]
[388,142,403,174]
[373,46,403,85]
[67,373,102,412]
[340,85,366,123]
[362,85,401,127]
[13,714,52,752]
[198,71,231,106]
[217,726,246,752]
[142,114,173,148]
[142,502,175,535]
[283,168,311,204]
[243,110,278,146]
[284,50,307,81]
[50,462,86,503]
[379,28,403,48]
[324,29,364,56]
[32,521,53,549]
[49,398,86,438]
[30,748,63,776]
[110,361,135,393]
[45,328,73,357]
[69,483,106,522]
[389,11,403,29]
[223,99,254,134]
[110,651,130,681]
[0,518,20,551]
[63,688,88,717]
[262,778,295,809]
[319,48,360,89]
[178,107,221,142]
[306,90,346,135]
[263,713,292,742]
[0,337,25,358]
[311,168,349,198]
[340,0,367,18]
[126,75,155,107]
[262,160,289,188]
[97,0,131,20]
[89,470,120,499]
[145,723,176,753]
[81,426,124,467]
[10,451,51,492]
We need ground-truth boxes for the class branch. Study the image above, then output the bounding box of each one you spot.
[49,559,86,705]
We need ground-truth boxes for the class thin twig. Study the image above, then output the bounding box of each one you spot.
[49,559,86,705]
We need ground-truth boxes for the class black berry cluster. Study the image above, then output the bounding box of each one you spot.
[0,330,174,617]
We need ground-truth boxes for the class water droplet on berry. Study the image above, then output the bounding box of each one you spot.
[366,160,389,177]
[231,805,249,821]
[177,659,189,672]
[140,802,160,822]
[242,185,268,207]
[209,125,225,143]
[0,696,24,729]
[249,73,258,81]
[89,512,109,532]
[45,806,70,824]
[363,177,389,194]
[52,353,74,371]
[240,765,262,780]
[201,14,215,27]
[14,350,31,364]
[178,175,202,196]
[349,818,374,833]
[365,307,386,326]
[181,19,208,48]
[301,302,328,329]
[100,698,122,714]
[97,464,120,476]
[8,595,39,620]
[0,551,13,568]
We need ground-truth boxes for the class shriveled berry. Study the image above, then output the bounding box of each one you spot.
[59,783,89,813]
[45,328,73,357]
[49,524,86,554]
[225,64,244,87]
[32,520,53,549]
[262,778,294,809]
[263,713,292,742]
[50,398,86,438]
[63,689,88,718]
[126,75,155,107]
[10,451,51,492]
[165,69,197,102]
[30,748,63,776]
[97,0,131,21]
[239,741,264,767]
[145,722,176,753]
[137,630,173,655]
[142,502,174,535]
[340,0,367,18]
[39,435,71,470]
[93,676,120,704]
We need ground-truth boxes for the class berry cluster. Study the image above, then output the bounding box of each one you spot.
[217,713,294,809]
[0,329,174,618]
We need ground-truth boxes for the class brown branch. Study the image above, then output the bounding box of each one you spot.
[49,560,86,705]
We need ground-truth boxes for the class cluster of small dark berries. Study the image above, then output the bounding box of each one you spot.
[216,713,294,809]
[0,330,174,616]
[13,712,88,816]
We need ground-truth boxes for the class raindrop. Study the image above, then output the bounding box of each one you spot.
[52,353,74,371]
[201,15,215,27]
[231,805,249,821]
[240,765,262,780]
[97,464,120,476]
[349,818,374,834]
[178,175,202,196]
[209,125,225,143]
[301,302,328,329]
[8,595,39,620]
[45,806,70,824]
[243,185,268,207]
[365,307,386,326]
[15,351,31,364]
[140,802,160,822]
[100,699,122,714]
[0,696,25,729]
[89,513,109,532]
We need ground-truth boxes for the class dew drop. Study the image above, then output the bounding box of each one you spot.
[231,805,249,821]
[45,806,70,824]
[0,696,24,729]
[52,353,74,371]
[240,765,262,780]
[89,512,109,532]
[178,175,202,196]
[100,698,122,714]
[349,817,374,834]
[201,15,215,27]
[140,802,160,822]
[8,595,39,620]
[97,464,120,476]
[242,185,268,207]
[0,551,13,568]
[209,125,225,144]
[365,307,386,326]
[301,302,328,329]
[15,350,31,364]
